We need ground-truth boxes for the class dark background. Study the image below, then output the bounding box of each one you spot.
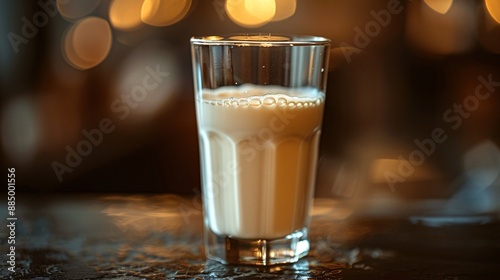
[1,0,499,209]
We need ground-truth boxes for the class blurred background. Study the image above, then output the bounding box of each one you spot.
[1,0,499,219]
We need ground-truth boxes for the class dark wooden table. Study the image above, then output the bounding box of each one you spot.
[1,193,499,279]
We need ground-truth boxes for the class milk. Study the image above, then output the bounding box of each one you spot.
[196,84,325,239]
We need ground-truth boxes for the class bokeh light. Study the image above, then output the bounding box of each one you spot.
[1,96,39,164]
[272,0,296,21]
[226,0,276,28]
[423,0,454,14]
[63,17,112,70]
[141,0,192,27]
[109,0,145,31]
[464,141,500,190]
[57,0,101,20]
[485,0,500,24]
[479,0,500,54]
[369,158,438,184]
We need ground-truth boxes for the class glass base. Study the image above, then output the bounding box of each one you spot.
[204,227,310,265]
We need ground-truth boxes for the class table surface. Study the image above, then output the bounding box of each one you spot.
[1,193,499,279]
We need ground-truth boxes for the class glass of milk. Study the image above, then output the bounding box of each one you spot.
[191,34,330,265]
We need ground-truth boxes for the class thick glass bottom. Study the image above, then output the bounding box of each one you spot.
[204,227,310,265]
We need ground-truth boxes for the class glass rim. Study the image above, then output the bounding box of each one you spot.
[191,33,331,46]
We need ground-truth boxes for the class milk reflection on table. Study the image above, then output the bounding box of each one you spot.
[196,84,325,239]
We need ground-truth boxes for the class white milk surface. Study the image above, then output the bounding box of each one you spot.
[197,84,325,239]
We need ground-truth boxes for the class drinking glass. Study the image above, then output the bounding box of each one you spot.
[191,34,330,265]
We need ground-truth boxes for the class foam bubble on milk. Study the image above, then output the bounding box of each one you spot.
[202,84,324,108]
